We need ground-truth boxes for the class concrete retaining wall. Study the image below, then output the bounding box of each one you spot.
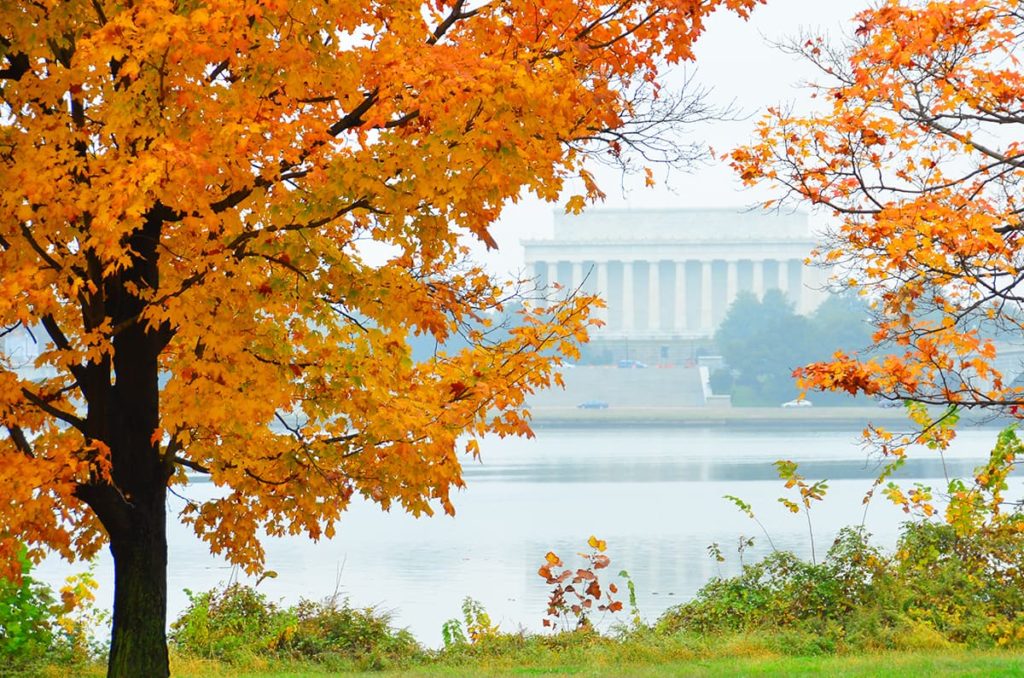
[529,366,705,408]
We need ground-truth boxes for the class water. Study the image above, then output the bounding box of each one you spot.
[35,426,1017,647]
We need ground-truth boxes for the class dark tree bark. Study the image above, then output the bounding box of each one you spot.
[106,491,170,678]
[73,208,174,678]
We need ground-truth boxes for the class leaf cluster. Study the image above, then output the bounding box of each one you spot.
[538,536,624,632]
[732,0,1024,413]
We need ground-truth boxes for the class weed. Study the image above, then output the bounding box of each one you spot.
[538,536,624,633]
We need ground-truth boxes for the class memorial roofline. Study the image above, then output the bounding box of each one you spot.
[523,207,815,244]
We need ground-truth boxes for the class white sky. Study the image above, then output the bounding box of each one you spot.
[477,0,871,277]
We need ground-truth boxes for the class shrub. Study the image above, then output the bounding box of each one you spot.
[709,368,733,395]
[657,528,891,643]
[170,584,422,668]
[0,551,107,673]
[0,551,58,670]
[169,583,292,661]
[538,536,624,633]
[657,517,1024,652]
[279,596,420,667]
[895,520,1024,646]
[658,428,1024,652]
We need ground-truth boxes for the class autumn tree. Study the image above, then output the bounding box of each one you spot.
[732,0,1024,426]
[0,1,761,675]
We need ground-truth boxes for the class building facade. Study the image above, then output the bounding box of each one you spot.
[522,208,828,353]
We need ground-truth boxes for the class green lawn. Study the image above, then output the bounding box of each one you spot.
[146,651,1024,677]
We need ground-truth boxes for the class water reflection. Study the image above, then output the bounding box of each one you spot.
[35,427,1019,648]
[464,457,979,483]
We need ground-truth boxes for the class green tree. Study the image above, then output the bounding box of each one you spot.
[808,293,874,361]
[715,290,813,404]
[715,290,873,405]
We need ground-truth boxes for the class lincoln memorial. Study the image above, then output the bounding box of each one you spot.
[522,208,828,357]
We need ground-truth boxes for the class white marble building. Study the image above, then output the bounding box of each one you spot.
[523,208,829,341]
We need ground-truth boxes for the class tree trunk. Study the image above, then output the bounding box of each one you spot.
[74,206,175,676]
[106,488,170,678]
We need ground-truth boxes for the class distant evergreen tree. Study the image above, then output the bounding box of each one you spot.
[715,291,872,406]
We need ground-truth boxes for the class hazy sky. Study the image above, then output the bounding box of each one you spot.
[477,0,872,276]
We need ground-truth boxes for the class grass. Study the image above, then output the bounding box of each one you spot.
[166,650,1024,677]
[38,641,1024,677]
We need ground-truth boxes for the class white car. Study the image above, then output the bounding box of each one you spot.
[781,398,813,408]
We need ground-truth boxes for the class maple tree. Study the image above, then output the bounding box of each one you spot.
[732,0,1024,438]
[0,0,761,675]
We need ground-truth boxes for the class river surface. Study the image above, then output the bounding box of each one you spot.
[36,426,1020,647]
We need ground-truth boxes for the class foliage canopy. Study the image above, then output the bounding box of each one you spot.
[732,0,1024,424]
[0,0,761,674]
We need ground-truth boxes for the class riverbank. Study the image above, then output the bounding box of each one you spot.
[527,405,966,429]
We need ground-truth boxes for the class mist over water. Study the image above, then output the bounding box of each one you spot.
[36,426,1016,647]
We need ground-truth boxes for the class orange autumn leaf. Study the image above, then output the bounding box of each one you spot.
[732,0,1024,428]
[0,0,763,672]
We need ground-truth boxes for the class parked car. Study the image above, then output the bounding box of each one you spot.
[781,398,813,408]
[577,400,609,409]
[617,359,648,369]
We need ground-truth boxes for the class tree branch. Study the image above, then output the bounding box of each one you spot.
[21,386,87,431]
[173,455,210,474]
[5,424,34,457]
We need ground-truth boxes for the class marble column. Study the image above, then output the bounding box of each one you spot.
[571,261,584,293]
[674,261,687,332]
[700,261,713,332]
[726,260,738,310]
[789,259,803,309]
[596,261,609,324]
[752,260,765,300]
[777,259,788,297]
[547,261,559,292]
[622,260,634,331]
[648,261,660,332]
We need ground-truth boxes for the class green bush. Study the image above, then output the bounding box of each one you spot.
[658,528,887,639]
[0,551,58,670]
[709,368,733,395]
[656,516,1024,653]
[169,583,292,661]
[0,550,106,673]
[895,520,1024,646]
[279,596,421,668]
[170,584,422,668]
